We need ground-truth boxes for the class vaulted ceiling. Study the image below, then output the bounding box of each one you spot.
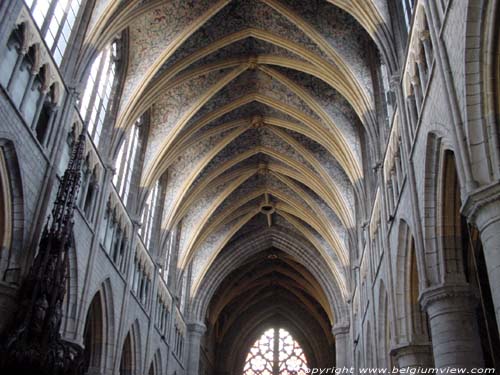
[82,0,391,331]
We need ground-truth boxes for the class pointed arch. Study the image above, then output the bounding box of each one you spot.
[364,321,373,368]
[439,150,467,283]
[81,279,116,373]
[0,139,24,285]
[61,234,79,336]
[423,133,460,286]
[463,0,500,183]
[190,228,346,329]
[376,281,391,368]
[408,233,427,342]
[83,291,105,373]
[147,349,162,375]
[439,151,500,365]
[119,320,142,375]
[395,220,430,344]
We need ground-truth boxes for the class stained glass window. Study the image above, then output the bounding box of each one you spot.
[243,328,309,375]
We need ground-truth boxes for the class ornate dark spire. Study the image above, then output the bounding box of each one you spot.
[0,130,87,375]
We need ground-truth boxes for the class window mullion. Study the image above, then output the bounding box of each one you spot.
[121,127,136,196]
[117,135,130,195]
[90,83,109,141]
[91,58,112,140]
[27,0,37,11]
[273,328,279,375]
[50,0,71,55]
[123,126,139,200]
[40,0,58,37]
[83,53,105,126]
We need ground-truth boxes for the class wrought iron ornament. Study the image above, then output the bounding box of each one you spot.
[0,131,87,375]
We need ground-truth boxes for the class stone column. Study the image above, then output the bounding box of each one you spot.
[420,284,484,369]
[391,343,434,369]
[463,183,500,335]
[332,323,351,369]
[187,321,207,375]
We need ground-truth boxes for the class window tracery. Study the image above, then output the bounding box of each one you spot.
[139,180,160,250]
[79,41,118,145]
[243,328,309,375]
[159,230,175,285]
[113,120,140,203]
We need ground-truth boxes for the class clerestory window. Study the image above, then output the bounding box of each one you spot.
[79,42,118,145]
[113,120,140,203]
[25,0,83,65]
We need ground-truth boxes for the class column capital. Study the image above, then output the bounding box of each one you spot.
[187,321,207,336]
[420,284,484,368]
[332,322,350,336]
[131,215,142,228]
[105,163,116,175]
[462,181,500,226]
[390,342,434,369]
[419,283,477,311]
[390,342,432,357]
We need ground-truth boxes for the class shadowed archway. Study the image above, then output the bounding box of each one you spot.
[204,248,334,374]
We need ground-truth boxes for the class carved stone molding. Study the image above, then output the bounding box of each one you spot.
[419,283,478,312]
[462,181,500,225]
[390,342,432,358]
[390,342,434,370]
[187,321,207,336]
[332,321,350,336]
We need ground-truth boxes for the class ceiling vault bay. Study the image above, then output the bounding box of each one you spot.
[80,0,391,364]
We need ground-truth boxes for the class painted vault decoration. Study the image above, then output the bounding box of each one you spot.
[83,2,387,368]
[81,0,388,311]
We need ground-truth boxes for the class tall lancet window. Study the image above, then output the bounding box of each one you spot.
[243,328,309,375]
[113,120,140,203]
[25,0,83,65]
[139,181,160,250]
[79,42,118,145]
[400,0,416,31]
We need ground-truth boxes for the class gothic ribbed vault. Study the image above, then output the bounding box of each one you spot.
[79,0,391,362]
[4,0,500,374]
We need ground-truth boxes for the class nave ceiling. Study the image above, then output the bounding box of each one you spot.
[77,0,391,327]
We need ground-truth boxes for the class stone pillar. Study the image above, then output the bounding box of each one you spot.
[420,284,484,369]
[463,184,500,335]
[391,343,434,369]
[187,321,206,375]
[332,323,351,369]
